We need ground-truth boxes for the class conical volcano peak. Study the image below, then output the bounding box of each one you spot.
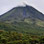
[0,4,44,22]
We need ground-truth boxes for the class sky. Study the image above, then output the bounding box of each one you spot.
[0,0,44,15]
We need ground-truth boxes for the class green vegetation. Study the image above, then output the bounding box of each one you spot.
[0,30,44,44]
[0,22,44,36]
[0,5,44,44]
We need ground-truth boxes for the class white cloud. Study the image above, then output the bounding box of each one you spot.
[0,0,44,15]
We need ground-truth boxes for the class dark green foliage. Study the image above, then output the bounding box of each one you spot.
[0,31,44,44]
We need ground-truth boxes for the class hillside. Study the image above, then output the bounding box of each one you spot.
[0,5,44,35]
[0,22,44,35]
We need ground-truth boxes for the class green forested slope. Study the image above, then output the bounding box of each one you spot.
[0,22,44,36]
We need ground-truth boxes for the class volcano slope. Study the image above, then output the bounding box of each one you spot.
[0,5,44,35]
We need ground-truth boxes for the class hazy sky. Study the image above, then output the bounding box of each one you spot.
[0,0,44,15]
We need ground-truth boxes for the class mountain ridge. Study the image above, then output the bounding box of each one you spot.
[0,5,44,22]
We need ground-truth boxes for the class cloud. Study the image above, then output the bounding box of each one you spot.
[0,0,44,15]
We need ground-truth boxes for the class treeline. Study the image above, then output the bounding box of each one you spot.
[0,30,44,44]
